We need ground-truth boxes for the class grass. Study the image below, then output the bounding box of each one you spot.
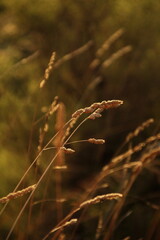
[0,29,160,240]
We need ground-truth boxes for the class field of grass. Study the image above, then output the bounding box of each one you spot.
[0,38,160,240]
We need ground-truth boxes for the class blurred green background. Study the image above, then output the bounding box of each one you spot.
[0,0,160,239]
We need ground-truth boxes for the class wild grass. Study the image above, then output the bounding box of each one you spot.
[0,29,160,240]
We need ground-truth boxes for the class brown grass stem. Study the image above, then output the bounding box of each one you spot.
[42,193,122,240]
[103,147,160,240]
[43,161,138,240]
[5,109,90,239]
[0,119,73,217]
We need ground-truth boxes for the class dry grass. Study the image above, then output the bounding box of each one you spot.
[40,52,56,88]
[0,29,160,240]
[0,185,36,204]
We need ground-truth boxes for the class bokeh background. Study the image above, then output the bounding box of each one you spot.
[0,1,160,239]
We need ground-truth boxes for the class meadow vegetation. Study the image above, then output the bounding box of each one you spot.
[0,1,160,239]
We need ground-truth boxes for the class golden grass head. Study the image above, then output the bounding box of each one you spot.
[50,218,78,233]
[72,100,123,119]
[88,138,105,144]
[0,184,36,204]
[40,51,56,88]
[80,193,123,209]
